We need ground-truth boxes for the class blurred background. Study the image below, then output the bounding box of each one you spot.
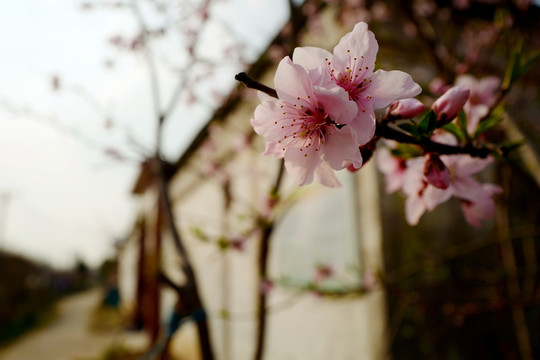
[0,1,539,359]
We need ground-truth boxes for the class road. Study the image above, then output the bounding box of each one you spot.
[0,288,136,360]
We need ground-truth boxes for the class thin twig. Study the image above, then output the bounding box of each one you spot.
[235,72,278,98]
[254,159,285,360]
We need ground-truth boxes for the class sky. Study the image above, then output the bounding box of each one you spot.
[0,0,290,268]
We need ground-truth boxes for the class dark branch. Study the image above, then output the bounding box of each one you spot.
[235,72,278,98]
[236,73,497,159]
[375,123,493,158]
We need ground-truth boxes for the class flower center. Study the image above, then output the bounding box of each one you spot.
[275,99,338,158]
[325,53,373,105]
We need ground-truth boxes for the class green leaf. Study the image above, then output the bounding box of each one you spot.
[457,109,471,143]
[191,227,208,241]
[503,41,522,90]
[219,309,230,319]
[398,122,419,136]
[474,115,503,138]
[502,39,540,90]
[417,110,437,135]
[442,123,464,143]
[518,49,540,78]
[390,143,423,159]
[217,237,230,251]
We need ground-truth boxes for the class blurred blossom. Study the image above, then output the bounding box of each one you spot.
[307,14,324,36]
[453,0,470,9]
[455,74,500,134]
[413,0,437,17]
[371,1,391,22]
[268,44,288,63]
[428,77,449,96]
[375,144,407,194]
[260,279,273,295]
[233,133,252,151]
[279,22,293,39]
[313,263,334,283]
[229,237,246,252]
[423,153,450,190]
[403,154,501,227]
[403,21,418,38]
[460,184,502,227]
[454,63,469,74]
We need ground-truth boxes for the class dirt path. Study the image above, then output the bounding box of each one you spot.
[0,288,128,360]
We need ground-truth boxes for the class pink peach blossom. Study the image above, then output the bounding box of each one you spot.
[375,145,408,194]
[460,184,502,227]
[251,57,361,187]
[292,22,421,146]
[455,75,500,134]
[403,154,501,227]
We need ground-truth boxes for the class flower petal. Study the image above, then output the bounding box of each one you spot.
[313,85,358,125]
[450,176,485,202]
[283,145,321,186]
[448,155,492,177]
[459,184,502,227]
[349,101,376,145]
[422,186,453,211]
[405,195,426,226]
[314,161,342,188]
[333,22,378,78]
[252,100,287,141]
[293,46,331,71]
[262,141,285,158]
[322,126,362,170]
[293,46,334,87]
[274,57,314,105]
[367,70,422,109]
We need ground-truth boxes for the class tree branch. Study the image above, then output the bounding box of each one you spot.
[235,72,277,98]
[235,73,497,159]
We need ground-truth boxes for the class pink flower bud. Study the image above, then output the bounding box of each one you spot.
[431,86,470,124]
[423,154,450,189]
[388,98,426,119]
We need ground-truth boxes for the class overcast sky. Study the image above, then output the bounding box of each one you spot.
[0,0,290,268]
